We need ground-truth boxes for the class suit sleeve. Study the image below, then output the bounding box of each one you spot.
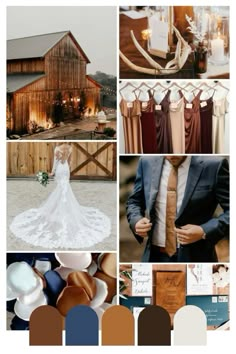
[126,158,146,244]
[201,158,229,245]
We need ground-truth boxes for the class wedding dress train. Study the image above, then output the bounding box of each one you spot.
[9,145,111,249]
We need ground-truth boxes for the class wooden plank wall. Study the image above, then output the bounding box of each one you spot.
[44,35,86,90]
[7,59,44,74]
[7,142,116,180]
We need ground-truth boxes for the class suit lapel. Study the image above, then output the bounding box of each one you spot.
[148,157,164,214]
[176,156,204,220]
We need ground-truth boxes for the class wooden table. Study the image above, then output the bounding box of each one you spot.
[119,13,229,80]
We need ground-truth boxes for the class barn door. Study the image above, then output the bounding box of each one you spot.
[70,142,116,181]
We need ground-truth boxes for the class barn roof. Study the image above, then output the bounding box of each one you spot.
[86,75,102,88]
[7,73,45,93]
[7,30,90,63]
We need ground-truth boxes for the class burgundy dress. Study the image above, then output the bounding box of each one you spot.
[200,96,213,153]
[151,90,173,153]
[139,97,158,153]
[181,90,202,153]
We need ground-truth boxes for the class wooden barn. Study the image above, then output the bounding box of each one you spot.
[7,31,102,134]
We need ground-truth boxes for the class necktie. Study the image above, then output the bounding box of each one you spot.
[165,165,178,257]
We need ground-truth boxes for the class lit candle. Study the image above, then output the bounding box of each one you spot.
[141,29,152,40]
[211,32,224,62]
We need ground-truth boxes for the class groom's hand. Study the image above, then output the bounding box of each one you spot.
[175,224,205,245]
[135,218,152,238]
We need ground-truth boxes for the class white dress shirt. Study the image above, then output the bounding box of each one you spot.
[152,157,191,247]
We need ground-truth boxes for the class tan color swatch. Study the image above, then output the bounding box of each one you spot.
[102,305,134,345]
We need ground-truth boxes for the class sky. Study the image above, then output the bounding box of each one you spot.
[7,6,117,76]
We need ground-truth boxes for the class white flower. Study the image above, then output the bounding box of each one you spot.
[185,14,206,42]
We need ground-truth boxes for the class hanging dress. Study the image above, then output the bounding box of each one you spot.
[139,95,158,153]
[169,93,185,153]
[181,90,202,154]
[150,89,173,153]
[120,94,143,154]
[199,94,214,153]
[213,97,229,154]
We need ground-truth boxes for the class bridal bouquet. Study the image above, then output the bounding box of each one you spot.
[36,171,49,187]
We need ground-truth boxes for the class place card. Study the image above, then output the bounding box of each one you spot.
[186,103,193,109]
[132,264,152,297]
[148,14,168,58]
[200,101,207,108]
[127,102,133,108]
[142,101,148,109]
[155,104,162,110]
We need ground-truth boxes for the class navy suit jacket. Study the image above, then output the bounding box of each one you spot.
[127,156,229,262]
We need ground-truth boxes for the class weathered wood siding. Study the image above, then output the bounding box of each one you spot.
[85,78,101,114]
[44,34,87,90]
[85,87,100,114]
[7,142,116,180]
[7,58,44,73]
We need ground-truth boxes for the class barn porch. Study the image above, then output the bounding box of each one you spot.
[10,111,117,140]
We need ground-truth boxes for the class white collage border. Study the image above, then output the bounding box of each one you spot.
[1,0,235,352]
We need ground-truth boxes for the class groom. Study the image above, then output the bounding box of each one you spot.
[126,156,229,262]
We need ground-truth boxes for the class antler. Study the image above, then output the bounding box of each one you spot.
[120,26,192,76]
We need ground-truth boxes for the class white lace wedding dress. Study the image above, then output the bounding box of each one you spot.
[9,145,111,249]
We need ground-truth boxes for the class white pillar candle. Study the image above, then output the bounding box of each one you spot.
[211,35,224,62]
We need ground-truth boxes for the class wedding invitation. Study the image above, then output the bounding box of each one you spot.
[187,264,213,295]
[187,264,230,295]
[186,295,229,328]
[132,264,152,297]
[155,271,185,315]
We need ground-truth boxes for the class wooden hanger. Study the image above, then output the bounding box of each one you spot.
[213,81,229,92]
[182,82,200,92]
[151,82,169,91]
[119,82,138,94]
[132,82,153,94]
[198,82,216,92]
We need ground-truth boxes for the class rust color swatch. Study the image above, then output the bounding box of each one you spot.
[29,305,63,346]
[138,305,171,346]
[102,305,134,345]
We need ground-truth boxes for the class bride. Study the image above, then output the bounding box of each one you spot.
[9,143,111,249]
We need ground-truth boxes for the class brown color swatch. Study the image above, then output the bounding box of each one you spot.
[29,305,63,346]
[138,305,171,346]
[102,305,134,345]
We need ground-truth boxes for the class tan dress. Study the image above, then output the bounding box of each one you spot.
[213,97,229,154]
[120,98,143,154]
[169,97,185,153]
